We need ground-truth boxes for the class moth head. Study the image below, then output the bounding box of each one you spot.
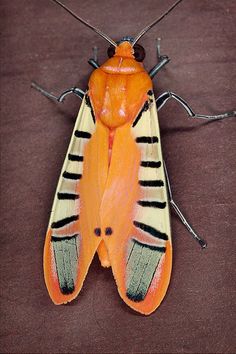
[107,37,146,62]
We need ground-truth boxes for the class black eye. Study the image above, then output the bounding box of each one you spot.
[107,45,116,58]
[107,43,146,61]
[133,44,145,62]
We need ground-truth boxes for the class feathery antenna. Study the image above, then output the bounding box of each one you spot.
[132,0,183,46]
[51,0,117,47]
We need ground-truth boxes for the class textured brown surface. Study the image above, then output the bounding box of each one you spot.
[0,0,236,353]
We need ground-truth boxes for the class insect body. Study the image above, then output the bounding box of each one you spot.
[34,0,235,315]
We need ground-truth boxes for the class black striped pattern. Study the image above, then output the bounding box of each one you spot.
[62,171,82,180]
[57,192,79,200]
[141,160,161,168]
[85,94,96,123]
[74,130,91,139]
[139,180,164,187]
[137,200,167,209]
[136,136,158,144]
[133,238,166,253]
[51,215,79,229]
[132,101,149,128]
[133,220,168,240]
[68,153,83,162]
[51,234,79,241]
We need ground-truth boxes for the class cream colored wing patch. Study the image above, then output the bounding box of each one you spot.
[47,94,96,294]
[125,93,171,303]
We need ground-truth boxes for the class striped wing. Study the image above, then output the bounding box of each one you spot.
[100,94,172,315]
[44,95,102,304]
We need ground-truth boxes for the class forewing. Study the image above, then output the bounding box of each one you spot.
[43,95,103,304]
[101,94,172,314]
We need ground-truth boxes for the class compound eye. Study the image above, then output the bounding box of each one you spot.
[133,44,145,62]
[107,45,116,58]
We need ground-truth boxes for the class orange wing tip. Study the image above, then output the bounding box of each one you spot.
[100,260,111,268]
[97,241,111,268]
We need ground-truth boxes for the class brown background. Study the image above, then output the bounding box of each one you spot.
[1,0,236,353]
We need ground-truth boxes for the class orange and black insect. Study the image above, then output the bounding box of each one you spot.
[32,0,235,315]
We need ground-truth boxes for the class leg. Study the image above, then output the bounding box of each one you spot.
[31,82,85,102]
[88,46,100,69]
[156,91,236,120]
[163,161,207,249]
[149,38,170,79]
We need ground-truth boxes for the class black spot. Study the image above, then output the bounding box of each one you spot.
[133,43,146,62]
[61,284,75,295]
[126,291,145,302]
[147,90,153,96]
[105,227,113,236]
[94,228,101,236]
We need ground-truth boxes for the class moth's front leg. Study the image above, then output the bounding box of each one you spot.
[31,82,85,102]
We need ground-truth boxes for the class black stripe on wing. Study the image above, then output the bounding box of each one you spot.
[136,136,159,144]
[132,101,149,128]
[68,154,84,162]
[57,193,79,200]
[74,130,91,139]
[137,200,167,209]
[133,220,168,241]
[141,161,161,168]
[139,180,164,187]
[132,238,166,253]
[62,171,82,180]
[51,233,79,241]
[85,94,96,124]
[51,215,79,229]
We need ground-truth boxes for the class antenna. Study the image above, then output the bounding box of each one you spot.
[132,0,183,46]
[51,0,117,47]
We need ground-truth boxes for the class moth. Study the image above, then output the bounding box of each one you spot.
[33,0,235,315]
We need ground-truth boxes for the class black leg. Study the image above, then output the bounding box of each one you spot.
[156,91,236,120]
[149,38,170,79]
[88,46,100,69]
[163,161,207,249]
[31,82,85,102]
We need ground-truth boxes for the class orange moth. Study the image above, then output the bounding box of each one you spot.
[42,0,181,315]
[35,0,236,315]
